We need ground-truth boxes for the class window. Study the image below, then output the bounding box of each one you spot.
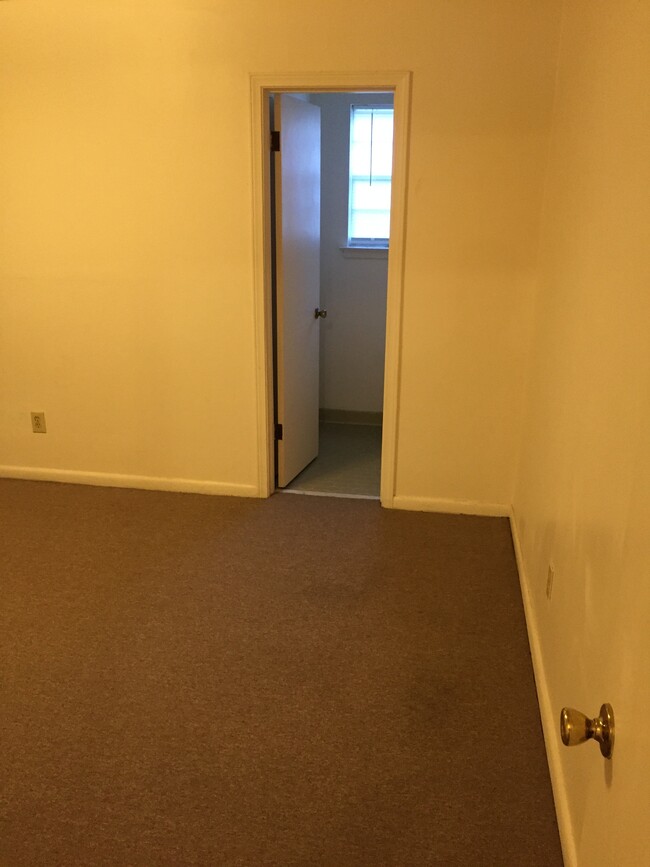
[347,105,394,247]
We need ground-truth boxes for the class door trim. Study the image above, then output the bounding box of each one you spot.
[250,71,412,507]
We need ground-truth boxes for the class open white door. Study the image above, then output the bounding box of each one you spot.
[273,94,321,487]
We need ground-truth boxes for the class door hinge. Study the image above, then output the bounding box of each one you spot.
[270,130,280,152]
[275,423,283,440]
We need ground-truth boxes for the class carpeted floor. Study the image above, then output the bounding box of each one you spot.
[0,479,563,866]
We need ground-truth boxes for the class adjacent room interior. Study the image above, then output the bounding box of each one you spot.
[1,2,648,865]
[272,92,393,499]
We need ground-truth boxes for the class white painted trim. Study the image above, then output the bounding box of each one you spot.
[379,72,411,510]
[249,71,411,93]
[250,71,412,508]
[339,246,388,259]
[250,79,275,499]
[392,494,510,517]
[0,466,258,498]
[510,506,576,867]
[319,408,382,426]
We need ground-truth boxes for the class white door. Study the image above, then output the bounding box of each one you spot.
[273,94,322,487]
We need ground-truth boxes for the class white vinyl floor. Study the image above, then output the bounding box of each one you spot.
[283,422,381,498]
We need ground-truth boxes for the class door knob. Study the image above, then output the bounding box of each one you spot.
[314,308,327,319]
[560,703,614,758]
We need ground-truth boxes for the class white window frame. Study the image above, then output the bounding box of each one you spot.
[347,105,394,249]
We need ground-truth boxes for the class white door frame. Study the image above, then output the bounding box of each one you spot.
[250,71,412,507]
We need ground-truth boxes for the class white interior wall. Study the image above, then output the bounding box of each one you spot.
[0,0,561,508]
[1,3,648,862]
[512,1,650,864]
[310,92,393,415]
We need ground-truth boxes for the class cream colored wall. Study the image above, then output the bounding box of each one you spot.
[2,2,647,859]
[0,0,561,502]
[512,1,650,864]
[0,1,260,494]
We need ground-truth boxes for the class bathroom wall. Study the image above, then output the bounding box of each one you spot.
[310,92,393,416]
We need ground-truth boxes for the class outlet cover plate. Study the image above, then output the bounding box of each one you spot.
[31,412,47,433]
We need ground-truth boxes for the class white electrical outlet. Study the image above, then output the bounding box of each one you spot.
[31,412,47,433]
[546,564,555,600]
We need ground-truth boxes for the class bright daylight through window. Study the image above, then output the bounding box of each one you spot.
[348,106,394,247]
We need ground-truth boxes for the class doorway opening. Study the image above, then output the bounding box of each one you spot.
[250,73,411,508]
[275,91,393,498]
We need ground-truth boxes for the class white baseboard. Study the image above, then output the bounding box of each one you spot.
[392,494,510,517]
[319,408,383,426]
[509,506,576,867]
[0,465,259,499]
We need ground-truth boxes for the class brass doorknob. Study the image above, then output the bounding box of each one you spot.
[560,703,614,758]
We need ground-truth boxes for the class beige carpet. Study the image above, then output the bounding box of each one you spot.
[0,479,563,866]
